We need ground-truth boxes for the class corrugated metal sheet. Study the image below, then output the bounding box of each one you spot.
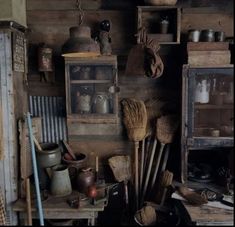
[29,96,67,143]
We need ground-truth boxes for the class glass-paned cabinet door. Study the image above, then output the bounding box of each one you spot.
[64,56,118,123]
[187,66,234,139]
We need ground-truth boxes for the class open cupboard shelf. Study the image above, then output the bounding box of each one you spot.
[137,6,181,44]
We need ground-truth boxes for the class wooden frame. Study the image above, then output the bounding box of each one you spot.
[64,55,118,124]
[181,64,234,183]
[137,6,181,44]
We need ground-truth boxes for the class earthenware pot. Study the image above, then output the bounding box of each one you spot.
[36,143,61,168]
[76,167,95,193]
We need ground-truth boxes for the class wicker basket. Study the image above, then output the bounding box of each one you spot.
[144,0,177,5]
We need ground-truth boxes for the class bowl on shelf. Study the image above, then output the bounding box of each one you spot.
[220,125,234,136]
[194,127,220,137]
[144,0,177,5]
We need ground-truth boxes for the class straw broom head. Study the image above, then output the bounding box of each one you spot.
[156,114,179,144]
[122,98,147,142]
[178,186,208,206]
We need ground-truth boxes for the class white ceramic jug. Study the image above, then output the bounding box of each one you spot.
[195,79,210,104]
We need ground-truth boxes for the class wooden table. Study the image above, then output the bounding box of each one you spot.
[12,191,106,226]
[180,200,234,226]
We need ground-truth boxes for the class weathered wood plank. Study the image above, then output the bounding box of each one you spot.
[188,50,231,66]
[187,42,229,51]
[181,13,233,37]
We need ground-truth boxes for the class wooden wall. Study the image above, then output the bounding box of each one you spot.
[25,0,234,175]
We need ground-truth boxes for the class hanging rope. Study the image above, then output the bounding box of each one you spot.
[76,0,84,26]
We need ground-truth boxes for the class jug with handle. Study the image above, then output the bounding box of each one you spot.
[195,79,210,104]
[92,92,110,114]
[50,164,72,197]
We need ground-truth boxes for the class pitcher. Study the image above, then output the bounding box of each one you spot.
[195,79,210,104]
[92,92,110,114]
[50,164,72,197]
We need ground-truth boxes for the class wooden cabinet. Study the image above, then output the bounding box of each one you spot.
[137,6,181,44]
[181,64,234,183]
[64,55,118,124]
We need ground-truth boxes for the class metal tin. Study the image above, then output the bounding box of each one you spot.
[159,18,169,34]
[38,47,53,72]
[200,29,215,42]
[188,29,201,42]
[215,31,225,42]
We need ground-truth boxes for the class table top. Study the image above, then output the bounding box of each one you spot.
[181,200,234,226]
[13,191,105,213]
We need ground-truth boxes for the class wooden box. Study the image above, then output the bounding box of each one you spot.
[187,42,230,51]
[0,0,27,28]
[188,50,231,66]
[137,6,181,44]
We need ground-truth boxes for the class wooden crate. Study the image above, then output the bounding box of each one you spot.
[0,0,27,28]
[187,42,230,51]
[137,6,181,44]
[188,50,231,66]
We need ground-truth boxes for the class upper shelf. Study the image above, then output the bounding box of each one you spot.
[137,6,181,44]
[195,104,233,109]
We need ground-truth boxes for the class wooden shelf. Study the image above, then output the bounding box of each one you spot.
[195,104,233,109]
[137,6,181,45]
[70,80,111,84]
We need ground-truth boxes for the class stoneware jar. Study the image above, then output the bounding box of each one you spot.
[36,143,61,168]
[76,167,95,193]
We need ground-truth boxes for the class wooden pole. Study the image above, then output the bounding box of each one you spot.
[26,178,32,226]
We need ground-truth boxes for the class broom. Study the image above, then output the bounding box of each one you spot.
[140,98,166,196]
[122,98,147,210]
[178,186,208,206]
[149,114,179,192]
[154,170,174,205]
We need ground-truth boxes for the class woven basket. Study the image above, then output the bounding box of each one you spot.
[134,206,156,226]
[144,0,177,5]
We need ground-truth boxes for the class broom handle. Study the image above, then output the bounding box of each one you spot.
[160,144,170,173]
[149,143,165,192]
[124,180,129,206]
[26,178,32,226]
[140,138,145,195]
[134,141,139,210]
[143,136,151,172]
[141,139,157,206]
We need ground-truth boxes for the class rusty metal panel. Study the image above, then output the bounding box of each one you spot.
[29,95,67,143]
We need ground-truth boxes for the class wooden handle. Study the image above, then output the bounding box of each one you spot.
[33,135,42,152]
[140,138,145,195]
[62,140,76,160]
[149,142,165,191]
[141,139,157,206]
[124,180,129,205]
[26,178,32,226]
[134,141,139,210]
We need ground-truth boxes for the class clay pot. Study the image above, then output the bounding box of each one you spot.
[76,167,95,193]
[62,153,87,188]
[36,143,61,168]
